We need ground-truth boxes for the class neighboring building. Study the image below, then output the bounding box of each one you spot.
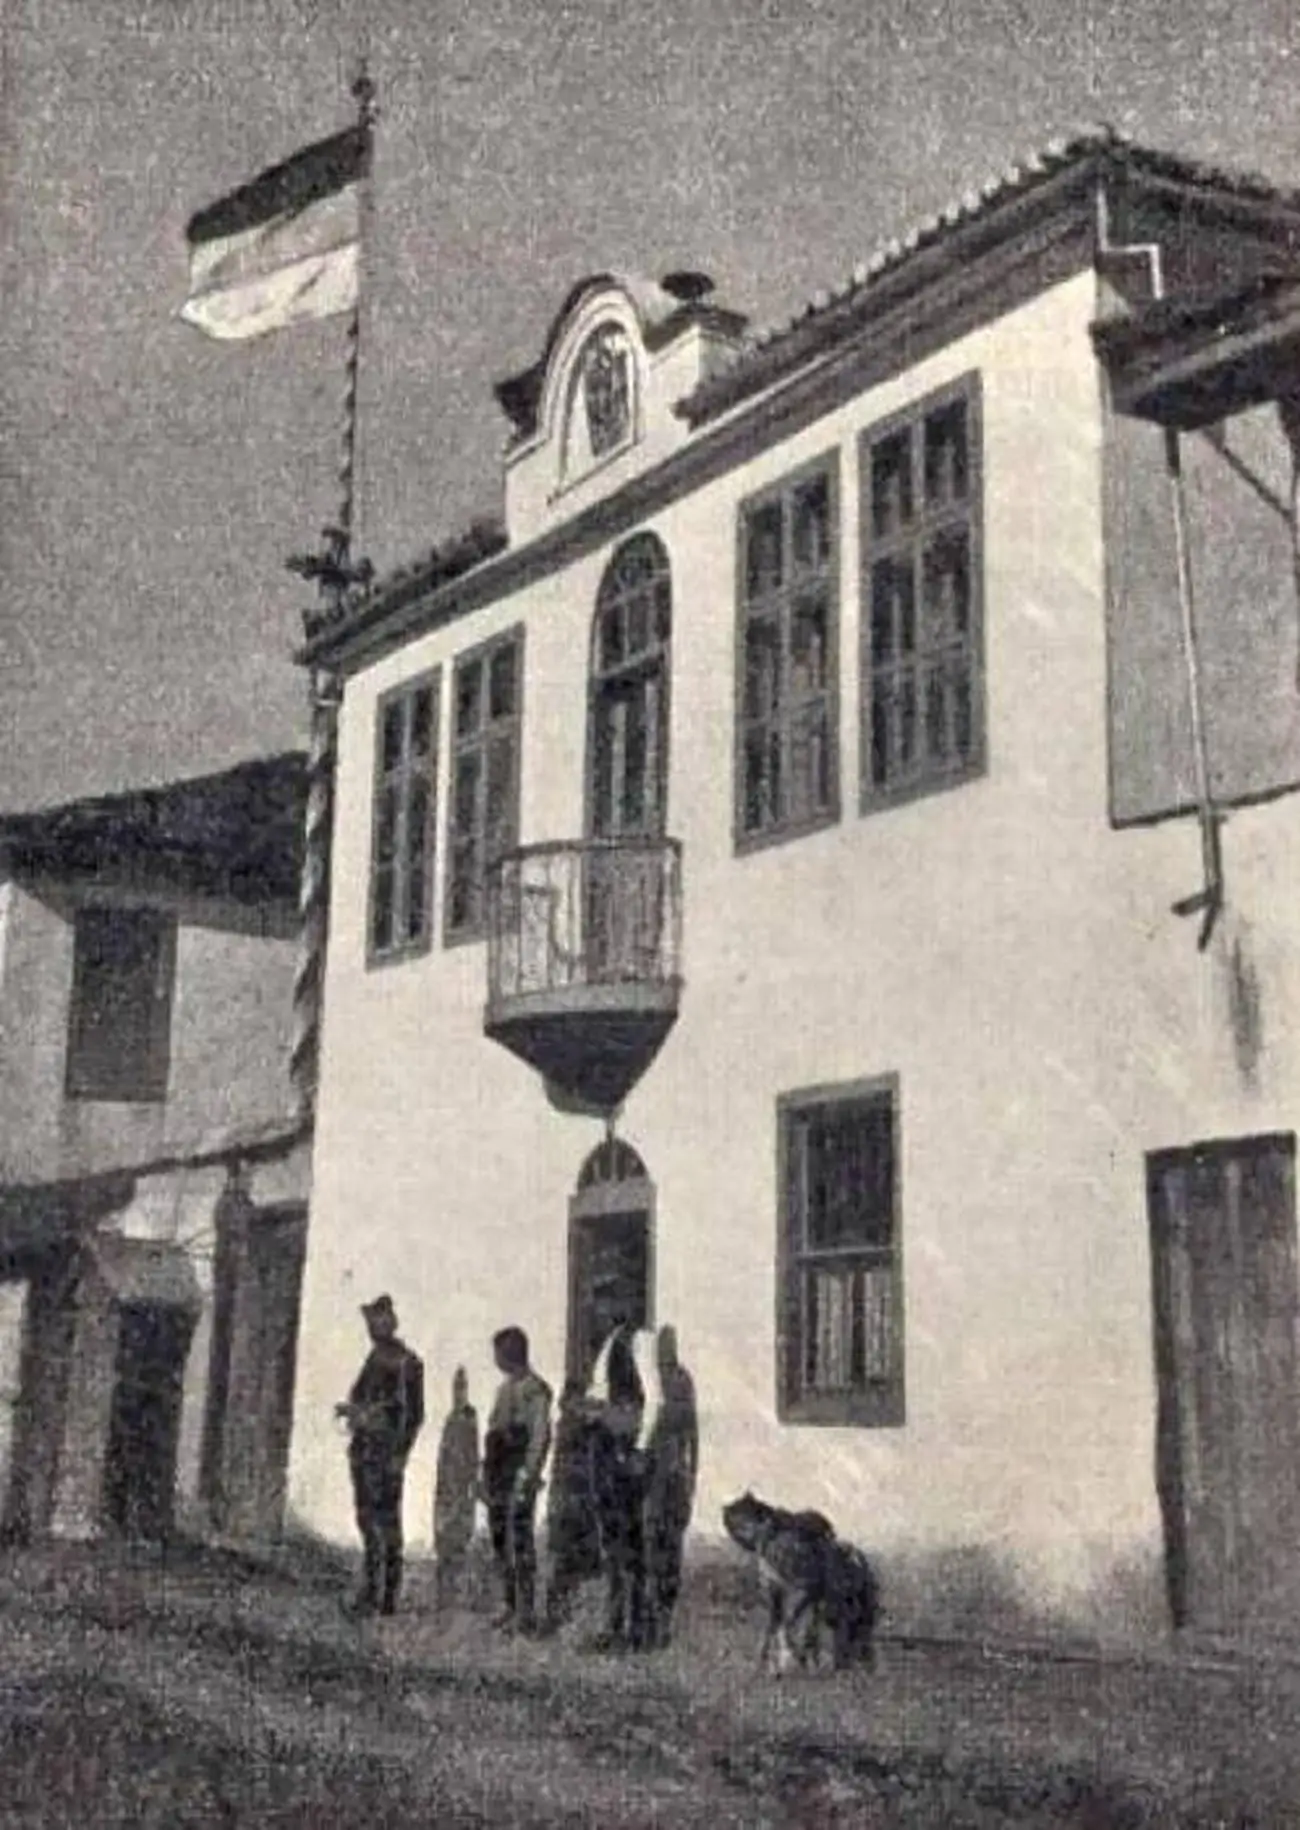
[289,128,1300,1640]
[0,754,310,1545]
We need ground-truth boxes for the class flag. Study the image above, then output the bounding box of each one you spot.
[181,125,365,342]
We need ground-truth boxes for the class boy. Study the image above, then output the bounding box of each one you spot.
[481,1326,552,1635]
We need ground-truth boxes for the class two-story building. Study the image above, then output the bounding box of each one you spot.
[289,128,1300,1640]
[0,753,311,1546]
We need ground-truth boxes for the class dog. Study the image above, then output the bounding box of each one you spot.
[722,1490,878,1675]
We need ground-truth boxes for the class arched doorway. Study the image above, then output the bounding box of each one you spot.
[567,1138,655,1386]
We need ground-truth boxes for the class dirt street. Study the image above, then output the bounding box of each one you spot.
[1,1544,1297,1826]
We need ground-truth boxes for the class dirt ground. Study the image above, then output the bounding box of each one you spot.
[1,1542,1298,1827]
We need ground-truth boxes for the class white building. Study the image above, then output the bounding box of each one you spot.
[0,756,311,1545]
[290,130,1300,1640]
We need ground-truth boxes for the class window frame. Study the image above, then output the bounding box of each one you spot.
[733,448,842,855]
[443,624,526,948]
[775,1073,905,1428]
[366,665,442,971]
[858,372,985,816]
[64,903,177,1105]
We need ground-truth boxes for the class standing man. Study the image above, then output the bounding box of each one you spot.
[335,1295,425,1618]
[481,1326,552,1636]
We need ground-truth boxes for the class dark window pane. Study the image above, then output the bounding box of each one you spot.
[453,751,481,837]
[410,687,433,758]
[924,399,969,505]
[870,681,891,787]
[789,702,830,818]
[381,701,404,774]
[899,673,917,769]
[375,785,398,864]
[743,618,781,721]
[407,777,430,872]
[792,473,832,572]
[484,734,516,858]
[953,664,973,760]
[804,1101,893,1250]
[745,500,784,600]
[599,604,625,672]
[455,660,483,738]
[654,577,672,643]
[488,641,518,720]
[743,728,777,832]
[926,667,948,761]
[449,839,480,932]
[872,560,914,663]
[871,432,913,538]
[790,592,829,697]
[371,866,396,953]
[924,529,971,642]
[626,590,649,658]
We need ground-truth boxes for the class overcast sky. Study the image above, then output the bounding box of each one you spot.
[2,0,1298,812]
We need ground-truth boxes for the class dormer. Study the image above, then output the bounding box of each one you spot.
[495,271,748,545]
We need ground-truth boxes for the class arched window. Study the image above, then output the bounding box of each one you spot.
[587,533,672,841]
[562,322,634,481]
[567,1137,655,1384]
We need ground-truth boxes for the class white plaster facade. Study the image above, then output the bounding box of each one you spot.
[292,150,1300,1636]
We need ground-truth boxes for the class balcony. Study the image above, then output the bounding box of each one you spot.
[485,837,682,1113]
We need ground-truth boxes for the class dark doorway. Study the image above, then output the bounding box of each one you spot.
[103,1302,193,1540]
[201,1197,307,1540]
[1148,1133,1300,1634]
[568,1139,654,1385]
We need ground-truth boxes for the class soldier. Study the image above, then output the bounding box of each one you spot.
[481,1326,552,1636]
[335,1294,425,1618]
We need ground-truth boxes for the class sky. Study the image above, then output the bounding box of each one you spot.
[2,0,1298,812]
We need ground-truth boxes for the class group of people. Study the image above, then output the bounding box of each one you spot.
[336,1294,699,1652]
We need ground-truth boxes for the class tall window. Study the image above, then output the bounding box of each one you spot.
[370,671,439,963]
[860,375,984,808]
[582,325,633,459]
[445,627,524,943]
[65,905,176,1103]
[777,1077,903,1427]
[736,456,839,848]
[589,533,671,841]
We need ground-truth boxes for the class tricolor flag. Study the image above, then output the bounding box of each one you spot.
[181,125,365,342]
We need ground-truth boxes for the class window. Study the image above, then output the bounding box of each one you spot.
[445,627,524,943]
[589,533,671,841]
[736,456,839,848]
[369,671,439,964]
[582,325,633,459]
[777,1077,903,1426]
[861,376,983,808]
[65,906,176,1103]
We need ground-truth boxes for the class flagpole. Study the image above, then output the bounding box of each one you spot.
[288,64,377,1122]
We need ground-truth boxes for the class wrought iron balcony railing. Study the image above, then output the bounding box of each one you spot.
[484,837,683,1112]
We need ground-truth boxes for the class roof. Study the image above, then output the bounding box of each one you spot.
[678,128,1300,426]
[1094,272,1300,428]
[0,752,307,908]
[300,127,1300,667]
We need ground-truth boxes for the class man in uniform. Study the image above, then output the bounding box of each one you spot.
[335,1294,425,1617]
[481,1325,552,1635]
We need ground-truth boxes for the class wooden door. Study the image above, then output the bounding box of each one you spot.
[103,1303,192,1540]
[1148,1134,1300,1634]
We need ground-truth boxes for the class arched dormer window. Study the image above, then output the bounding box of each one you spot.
[563,322,635,482]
